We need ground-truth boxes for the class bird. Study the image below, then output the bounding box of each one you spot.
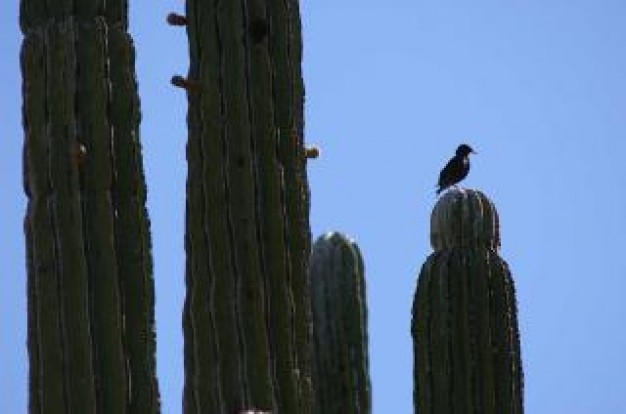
[436,144,476,195]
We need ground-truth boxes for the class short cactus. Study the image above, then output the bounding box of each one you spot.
[412,189,523,413]
[309,232,371,414]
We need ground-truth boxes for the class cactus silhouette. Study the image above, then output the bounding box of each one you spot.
[412,189,523,413]
[178,1,313,413]
[21,2,159,412]
[309,232,371,414]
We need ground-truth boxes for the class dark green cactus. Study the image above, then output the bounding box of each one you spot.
[309,232,371,414]
[179,0,313,413]
[21,2,159,412]
[412,189,523,414]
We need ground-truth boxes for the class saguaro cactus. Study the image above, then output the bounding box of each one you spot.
[412,189,523,414]
[309,232,371,414]
[21,2,159,412]
[178,0,313,413]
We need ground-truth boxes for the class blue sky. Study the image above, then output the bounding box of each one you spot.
[2,1,626,413]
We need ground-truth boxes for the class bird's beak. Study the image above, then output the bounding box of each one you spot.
[471,150,477,154]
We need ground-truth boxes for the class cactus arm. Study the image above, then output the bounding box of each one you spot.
[182,0,313,411]
[309,233,371,414]
[413,189,523,413]
[22,1,159,411]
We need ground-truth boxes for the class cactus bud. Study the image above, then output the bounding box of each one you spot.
[166,13,187,26]
[305,146,320,159]
[171,75,200,92]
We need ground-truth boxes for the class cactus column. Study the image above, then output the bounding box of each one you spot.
[179,0,313,413]
[21,2,159,412]
[309,232,371,414]
[412,189,523,414]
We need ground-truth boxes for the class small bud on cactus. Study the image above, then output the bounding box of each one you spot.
[305,146,320,159]
[166,13,187,26]
[171,75,199,92]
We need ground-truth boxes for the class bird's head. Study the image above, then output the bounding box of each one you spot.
[456,144,476,156]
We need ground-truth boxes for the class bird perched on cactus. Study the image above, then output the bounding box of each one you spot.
[436,144,476,195]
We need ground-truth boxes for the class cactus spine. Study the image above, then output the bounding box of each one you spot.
[412,188,523,413]
[309,232,371,414]
[180,0,312,412]
[21,1,159,412]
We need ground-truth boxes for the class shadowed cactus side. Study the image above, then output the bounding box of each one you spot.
[309,232,371,414]
[21,2,159,412]
[179,0,313,413]
[412,189,523,414]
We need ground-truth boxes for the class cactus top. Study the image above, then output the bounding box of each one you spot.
[430,188,500,251]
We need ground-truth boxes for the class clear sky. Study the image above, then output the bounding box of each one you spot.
[2,1,626,413]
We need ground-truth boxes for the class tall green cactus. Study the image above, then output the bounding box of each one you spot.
[178,0,313,412]
[412,188,523,413]
[21,2,159,412]
[309,232,371,414]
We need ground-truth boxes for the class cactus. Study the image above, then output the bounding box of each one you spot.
[179,0,313,413]
[412,188,523,413]
[21,2,159,412]
[309,232,371,414]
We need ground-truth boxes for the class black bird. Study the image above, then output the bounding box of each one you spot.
[436,144,476,195]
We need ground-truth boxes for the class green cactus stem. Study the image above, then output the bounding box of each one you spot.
[309,232,371,414]
[21,2,159,412]
[412,188,523,414]
[181,0,313,413]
